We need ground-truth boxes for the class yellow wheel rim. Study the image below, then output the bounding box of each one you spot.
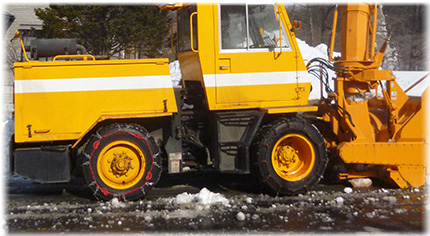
[97,140,146,190]
[271,134,315,182]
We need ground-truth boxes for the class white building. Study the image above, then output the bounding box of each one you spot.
[3,4,48,117]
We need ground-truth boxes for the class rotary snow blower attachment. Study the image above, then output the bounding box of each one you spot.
[309,4,428,188]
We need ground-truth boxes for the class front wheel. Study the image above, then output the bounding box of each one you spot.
[252,118,327,196]
[81,123,161,201]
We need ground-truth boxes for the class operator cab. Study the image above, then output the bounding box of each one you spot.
[174,4,312,111]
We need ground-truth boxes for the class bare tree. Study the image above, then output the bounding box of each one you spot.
[6,40,22,71]
[376,5,399,71]
[383,4,426,71]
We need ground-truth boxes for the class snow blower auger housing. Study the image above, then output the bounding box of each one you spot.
[10,3,427,201]
[311,4,428,188]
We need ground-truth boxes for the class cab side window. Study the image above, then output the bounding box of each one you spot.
[220,5,247,50]
[219,4,291,51]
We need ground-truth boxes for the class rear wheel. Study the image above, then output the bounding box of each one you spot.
[252,118,327,196]
[81,123,161,201]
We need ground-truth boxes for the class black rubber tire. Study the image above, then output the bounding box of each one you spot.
[251,117,327,196]
[81,123,161,201]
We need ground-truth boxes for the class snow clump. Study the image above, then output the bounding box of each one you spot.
[172,187,229,206]
[245,197,253,204]
[110,198,126,208]
[349,178,372,187]
[335,196,344,205]
[169,60,182,87]
[236,212,246,221]
[173,192,194,205]
[344,187,353,194]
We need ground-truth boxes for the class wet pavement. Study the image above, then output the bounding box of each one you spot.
[5,172,427,234]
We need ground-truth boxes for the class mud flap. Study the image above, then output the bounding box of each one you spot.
[14,146,71,183]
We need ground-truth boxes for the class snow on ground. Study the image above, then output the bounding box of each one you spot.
[6,184,425,232]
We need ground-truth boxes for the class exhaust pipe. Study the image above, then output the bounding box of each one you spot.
[29,39,88,59]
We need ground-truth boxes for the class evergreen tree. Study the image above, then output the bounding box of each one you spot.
[35,5,170,58]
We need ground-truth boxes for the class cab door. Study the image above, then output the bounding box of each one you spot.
[215,4,310,107]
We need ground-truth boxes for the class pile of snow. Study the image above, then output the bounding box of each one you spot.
[172,187,229,206]
[160,188,231,221]
[296,38,336,100]
[169,60,182,87]
[297,38,341,63]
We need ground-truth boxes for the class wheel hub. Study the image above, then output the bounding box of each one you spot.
[276,145,298,168]
[111,151,133,177]
[271,134,315,181]
[97,141,146,190]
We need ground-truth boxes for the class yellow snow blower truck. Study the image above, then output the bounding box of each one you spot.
[10,3,428,200]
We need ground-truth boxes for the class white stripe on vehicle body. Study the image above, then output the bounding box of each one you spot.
[14,76,173,94]
[15,71,310,94]
[203,71,310,87]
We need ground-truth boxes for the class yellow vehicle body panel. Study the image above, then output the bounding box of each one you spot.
[178,4,312,111]
[261,105,318,114]
[14,59,177,143]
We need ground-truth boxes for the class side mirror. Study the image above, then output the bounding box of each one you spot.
[292,20,302,31]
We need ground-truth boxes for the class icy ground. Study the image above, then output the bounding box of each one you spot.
[6,172,426,233]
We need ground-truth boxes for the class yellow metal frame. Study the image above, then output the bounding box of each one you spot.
[261,106,318,115]
[323,3,428,188]
[10,30,30,62]
[190,12,198,53]
[274,4,283,57]
[53,54,95,61]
